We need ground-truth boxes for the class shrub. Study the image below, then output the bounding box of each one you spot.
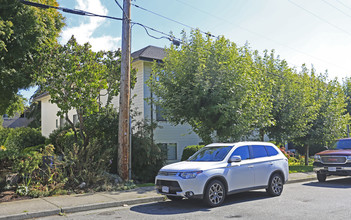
[181,145,204,161]
[47,126,80,155]
[13,144,68,197]
[4,127,46,155]
[46,108,118,188]
[132,120,166,182]
[0,128,10,146]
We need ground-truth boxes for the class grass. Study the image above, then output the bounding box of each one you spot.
[289,165,313,173]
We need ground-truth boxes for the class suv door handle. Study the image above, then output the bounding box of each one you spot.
[269,162,274,165]
[248,165,254,168]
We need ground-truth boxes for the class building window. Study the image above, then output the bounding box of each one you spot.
[156,105,166,121]
[73,114,78,125]
[159,143,177,160]
[56,119,59,128]
[60,117,65,128]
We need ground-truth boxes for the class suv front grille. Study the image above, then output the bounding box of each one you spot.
[321,156,347,164]
[158,171,178,176]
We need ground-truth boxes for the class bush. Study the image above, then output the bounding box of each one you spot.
[1,127,46,191]
[181,145,204,161]
[4,127,46,155]
[12,144,68,197]
[132,120,166,182]
[47,126,80,155]
[46,108,118,188]
[0,128,10,146]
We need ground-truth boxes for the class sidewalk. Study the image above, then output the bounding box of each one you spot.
[0,172,319,220]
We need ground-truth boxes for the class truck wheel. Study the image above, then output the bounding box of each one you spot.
[317,173,326,182]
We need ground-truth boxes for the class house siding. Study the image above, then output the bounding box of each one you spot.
[131,60,145,122]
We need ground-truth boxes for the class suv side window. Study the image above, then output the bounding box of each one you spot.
[265,145,279,156]
[251,145,268,158]
[231,146,250,160]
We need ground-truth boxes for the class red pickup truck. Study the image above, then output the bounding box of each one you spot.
[313,138,351,182]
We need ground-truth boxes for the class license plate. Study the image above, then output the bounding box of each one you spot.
[328,167,336,172]
[162,186,169,193]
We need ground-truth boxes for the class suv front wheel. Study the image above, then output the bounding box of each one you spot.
[203,179,226,207]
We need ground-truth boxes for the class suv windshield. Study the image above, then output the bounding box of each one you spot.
[333,139,351,149]
[188,146,233,162]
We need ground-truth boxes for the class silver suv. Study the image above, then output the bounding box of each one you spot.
[155,142,289,207]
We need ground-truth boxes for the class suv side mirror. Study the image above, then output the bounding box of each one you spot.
[228,155,241,163]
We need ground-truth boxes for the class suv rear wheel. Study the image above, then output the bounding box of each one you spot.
[204,179,226,207]
[266,173,283,196]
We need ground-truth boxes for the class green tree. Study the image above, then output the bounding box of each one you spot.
[293,74,349,165]
[0,0,64,116]
[148,30,273,143]
[342,77,351,117]
[36,36,129,148]
[262,62,320,144]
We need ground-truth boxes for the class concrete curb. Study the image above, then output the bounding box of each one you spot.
[0,209,61,220]
[61,196,165,214]
[287,177,317,184]
[0,196,164,220]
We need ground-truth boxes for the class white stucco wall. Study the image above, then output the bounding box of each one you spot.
[40,96,78,137]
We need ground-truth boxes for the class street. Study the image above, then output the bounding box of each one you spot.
[40,177,351,220]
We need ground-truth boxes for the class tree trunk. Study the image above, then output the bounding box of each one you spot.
[259,128,264,142]
[65,113,78,144]
[305,144,309,166]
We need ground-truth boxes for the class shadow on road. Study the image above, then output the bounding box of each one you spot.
[130,190,272,215]
[303,177,351,189]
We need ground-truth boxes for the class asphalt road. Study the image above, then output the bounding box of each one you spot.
[40,177,351,220]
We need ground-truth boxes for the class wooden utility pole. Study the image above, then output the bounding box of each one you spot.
[118,0,131,181]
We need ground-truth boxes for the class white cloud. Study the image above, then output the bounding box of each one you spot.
[60,0,121,51]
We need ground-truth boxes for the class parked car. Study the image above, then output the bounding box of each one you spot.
[313,138,351,182]
[155,142,289,207]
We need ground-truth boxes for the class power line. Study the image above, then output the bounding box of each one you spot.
[336,0,351,12]
[112,0,181,45]
[21,0,123,21]
[321,0,351,19]
[114,0,129,20]
[131,3,216,38]
[288,0,351,37]
[174,0,349,72]
[21,0,180,45]
[132,22,181,45]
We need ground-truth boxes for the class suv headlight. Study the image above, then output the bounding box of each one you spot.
[314,155,321,162]
[179,171,203,179]
[346,156,351,162]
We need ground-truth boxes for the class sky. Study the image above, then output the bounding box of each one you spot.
[20,0,351,100]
